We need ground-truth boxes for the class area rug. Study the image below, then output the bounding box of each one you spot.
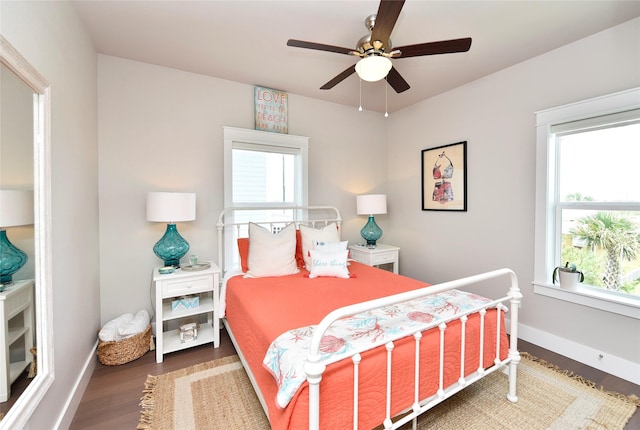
[138,353,638,430]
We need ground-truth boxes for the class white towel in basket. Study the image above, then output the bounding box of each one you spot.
[99,313,133,342]
[116,309,150,341]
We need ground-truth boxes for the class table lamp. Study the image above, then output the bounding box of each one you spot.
[0,190,34,286]
[146,192,196,267]
[356,194,387,247]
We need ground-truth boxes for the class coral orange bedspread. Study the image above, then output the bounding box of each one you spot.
[224,262,508,430]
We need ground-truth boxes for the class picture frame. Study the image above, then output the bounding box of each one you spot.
[421,141,467,211]
[254,86,288,134]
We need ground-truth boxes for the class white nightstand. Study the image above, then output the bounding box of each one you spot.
[349,243,400,274]
[153,263,220,363]
[0,280,34,402]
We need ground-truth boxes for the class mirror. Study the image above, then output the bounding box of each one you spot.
[0,35,53,428]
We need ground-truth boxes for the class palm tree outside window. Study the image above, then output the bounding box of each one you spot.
[556,115,640,297]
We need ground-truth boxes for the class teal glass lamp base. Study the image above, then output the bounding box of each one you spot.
[153,223,190,267]
[360,215,382,247]
[0,229,28,285]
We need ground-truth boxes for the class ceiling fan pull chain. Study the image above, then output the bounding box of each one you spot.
[384,77,389,117]
[359,78,363,112]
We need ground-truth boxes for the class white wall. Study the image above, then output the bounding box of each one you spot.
[97,56,388,322]
[0,1,100,429]
[387,18,640,366]
[1,66,33,187]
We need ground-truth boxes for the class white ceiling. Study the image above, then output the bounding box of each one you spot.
[73,1,640,114]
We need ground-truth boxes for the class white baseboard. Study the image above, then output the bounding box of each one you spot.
[510,319,640,385]
[54,340,98,429]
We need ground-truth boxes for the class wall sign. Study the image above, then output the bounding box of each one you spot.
[254,86,288,134]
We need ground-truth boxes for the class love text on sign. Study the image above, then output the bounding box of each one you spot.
[255,86,288,134]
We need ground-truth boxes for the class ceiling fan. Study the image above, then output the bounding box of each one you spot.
[287,0,471,93]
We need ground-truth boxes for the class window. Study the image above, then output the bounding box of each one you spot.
[222,126,309,269]
[232,146,296,204]
[224,126,308,209]
[534,89,640,318]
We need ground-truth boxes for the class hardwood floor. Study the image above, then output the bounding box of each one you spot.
[68,329,639,429]
[69,333,236,429]
[0,369,33,416]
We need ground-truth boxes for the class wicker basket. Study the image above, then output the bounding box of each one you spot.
[97,324,153,366]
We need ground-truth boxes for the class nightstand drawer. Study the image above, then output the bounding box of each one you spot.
[162,276,212,297]
[5,287,31,318]
[348,244,400,274]
[372,252,396,265]
[349,249,368,262]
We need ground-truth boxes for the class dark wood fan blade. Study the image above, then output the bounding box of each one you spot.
[386,66,410,93]
[371,0,405,48]
[395,38,472,58]
[320,65,356,90]
[287,39,353,55]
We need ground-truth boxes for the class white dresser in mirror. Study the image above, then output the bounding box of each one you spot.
[0,280,34,402]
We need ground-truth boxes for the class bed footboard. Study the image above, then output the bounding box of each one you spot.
[304,268,522,430]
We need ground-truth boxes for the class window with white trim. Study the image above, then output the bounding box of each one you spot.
[222,126,309,269]
[534,89,640,319]
[232,143,297,204]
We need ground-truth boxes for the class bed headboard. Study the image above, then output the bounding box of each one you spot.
[216,206,342,274]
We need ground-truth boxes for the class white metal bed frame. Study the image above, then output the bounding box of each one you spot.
[216,206,522,430]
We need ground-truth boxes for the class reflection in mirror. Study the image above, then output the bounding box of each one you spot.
[0,36,53,428]
[1,51,35,414]
[1,63,34,286]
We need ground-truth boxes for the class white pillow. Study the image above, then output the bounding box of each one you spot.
[308,249,350,279]
[247,222,299,278]
[300,223,340,270]
[313,240,348,253]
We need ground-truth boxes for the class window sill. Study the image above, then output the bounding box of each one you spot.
[533,282,640,320]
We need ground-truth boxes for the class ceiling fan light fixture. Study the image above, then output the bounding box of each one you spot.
[355,55,392,82]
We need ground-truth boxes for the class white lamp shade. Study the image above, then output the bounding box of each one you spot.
[146,192,196,222]
[355,56,392,82]
[0,190,34,227]
[357,194,387,215]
